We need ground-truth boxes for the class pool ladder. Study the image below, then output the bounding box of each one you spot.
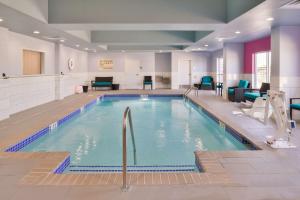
[184,87,193,100]
[122,107,137,192]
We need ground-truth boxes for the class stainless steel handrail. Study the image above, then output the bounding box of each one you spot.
[122,107,137,191]
[184,87,193,99]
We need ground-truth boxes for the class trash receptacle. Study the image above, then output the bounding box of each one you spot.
[82,85,88,93]
[112,84,120,90]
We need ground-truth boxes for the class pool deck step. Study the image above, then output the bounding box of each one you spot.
[68,165,197,173]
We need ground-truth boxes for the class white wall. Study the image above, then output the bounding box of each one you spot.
[271,26,300,101]
[0,28,88,119]
[88,52,155,89]
[0,27,56,76]
[171,51,211,89]
[58,45,88,74]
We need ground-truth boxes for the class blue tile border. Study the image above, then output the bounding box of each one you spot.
[195,154,204,172]
[54,156,71,174]
[69,164,195,168]
[186,97,260,151]
[5,127,50,152]
[68,164,196,173]
[69,169,195,173]
[4,97,101,153]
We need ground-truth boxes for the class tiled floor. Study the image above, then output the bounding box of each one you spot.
[1,89,300,199]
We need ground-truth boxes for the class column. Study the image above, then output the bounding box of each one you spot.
[223,43,245,99]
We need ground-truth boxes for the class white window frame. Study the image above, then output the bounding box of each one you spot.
[253,51,271,88]
[216,57,224,83]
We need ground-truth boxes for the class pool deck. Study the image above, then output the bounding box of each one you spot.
[1,89,300,199]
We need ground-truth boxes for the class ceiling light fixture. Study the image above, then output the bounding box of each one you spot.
[85,48,89,51]
[121,50,126,53]
[266,17,274,21]
[33,31,40,34]
[204,44,209,47]
[235,31,241,34]
[59,39,65,42]
[0,18,4,22]
[75,44,80,47]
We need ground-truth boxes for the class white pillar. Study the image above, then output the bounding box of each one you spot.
[271,26,300,100]
[223,43,245,99]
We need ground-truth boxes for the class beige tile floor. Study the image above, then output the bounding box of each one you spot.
[1,89,300,199]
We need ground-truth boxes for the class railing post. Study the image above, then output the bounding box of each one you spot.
[121,107,136,192]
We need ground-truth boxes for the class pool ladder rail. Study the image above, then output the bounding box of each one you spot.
[184,87,195,100]
[122,107,137,192]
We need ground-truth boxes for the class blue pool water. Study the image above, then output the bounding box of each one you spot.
[22,96,249,168]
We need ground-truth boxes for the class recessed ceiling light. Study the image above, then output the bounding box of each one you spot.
[266,17,274,21]
[235,31,241,34]
[59,39,65,42]
[75,44,80,47]
[0,18,4,22]
[121,50,126,53]
[84,48,89,50]
[204,44,209,47]
[33,31,40,34]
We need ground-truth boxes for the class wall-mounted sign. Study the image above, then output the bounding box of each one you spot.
[99,59,113,69]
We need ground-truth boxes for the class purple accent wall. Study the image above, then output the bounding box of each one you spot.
[244,36,271,73]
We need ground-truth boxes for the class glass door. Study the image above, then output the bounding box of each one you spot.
[253,52,271,88]
[216,57,224,83]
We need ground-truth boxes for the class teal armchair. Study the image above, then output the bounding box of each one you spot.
[290,98,300,120]
[143,76,153,90]
[194,76,214,90]
[244,83,270,102]
[228,80,250,102]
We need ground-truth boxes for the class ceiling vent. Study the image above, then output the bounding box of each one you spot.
[281,0,300,9]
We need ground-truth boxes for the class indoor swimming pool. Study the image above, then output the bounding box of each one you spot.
[19,95,254,172]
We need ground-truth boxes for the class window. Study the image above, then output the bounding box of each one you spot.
[216,57,224,83]
[23,50,43,75]
[253,51,271,88]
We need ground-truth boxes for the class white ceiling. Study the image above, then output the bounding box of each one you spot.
[0,0,299,53]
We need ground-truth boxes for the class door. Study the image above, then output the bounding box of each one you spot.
[253,51,271,88]
[216,57,224,83]
[124,58,141,89]
[179,60,192,88]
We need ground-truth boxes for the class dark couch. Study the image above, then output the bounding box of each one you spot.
[91,77,113,90]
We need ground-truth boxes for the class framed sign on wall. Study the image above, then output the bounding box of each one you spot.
[99,59,113,70]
